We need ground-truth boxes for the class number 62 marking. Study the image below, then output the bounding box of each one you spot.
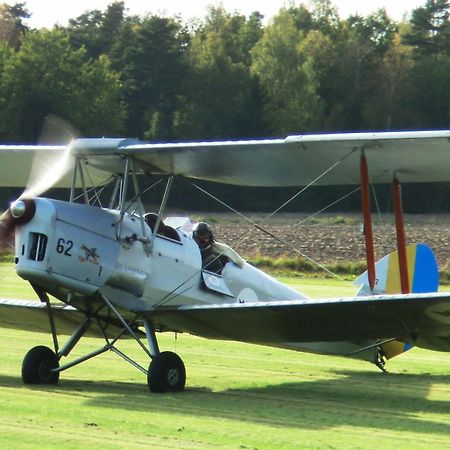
[56,238,73,256]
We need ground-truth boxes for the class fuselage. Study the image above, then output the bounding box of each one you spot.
[14,198,304,311]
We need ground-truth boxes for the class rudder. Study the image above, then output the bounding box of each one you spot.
[354,243,439,360]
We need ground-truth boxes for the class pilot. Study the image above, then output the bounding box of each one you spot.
[192,222,245,272]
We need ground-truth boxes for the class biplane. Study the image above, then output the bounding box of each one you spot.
[0,130,450,393]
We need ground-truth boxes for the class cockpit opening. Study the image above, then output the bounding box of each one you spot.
[144,213,181,242]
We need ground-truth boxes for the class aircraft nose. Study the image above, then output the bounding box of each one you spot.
[1,198,37,243]
[10,200,26,218]
[8,198,36,225]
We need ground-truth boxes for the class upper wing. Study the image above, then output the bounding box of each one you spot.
[2,130,450,187]
[148,292,450,352]
[124,130,450,186]
[0,144,116,188]
[0,146,66,187]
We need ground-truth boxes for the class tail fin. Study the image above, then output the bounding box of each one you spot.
[354,243,439,360]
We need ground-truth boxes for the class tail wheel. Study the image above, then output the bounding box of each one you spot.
[147,351,186,393]
[22,345,60,384]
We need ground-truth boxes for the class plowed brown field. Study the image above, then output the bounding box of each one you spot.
[201,212,450,268]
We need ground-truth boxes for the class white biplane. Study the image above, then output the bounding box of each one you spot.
[0,130,450,393]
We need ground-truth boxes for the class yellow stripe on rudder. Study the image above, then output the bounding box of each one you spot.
[385,245,417,294]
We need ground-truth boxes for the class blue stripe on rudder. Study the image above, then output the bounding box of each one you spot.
[412,243,439,293]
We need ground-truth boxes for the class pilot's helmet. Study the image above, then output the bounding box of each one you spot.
[193,221,214,247]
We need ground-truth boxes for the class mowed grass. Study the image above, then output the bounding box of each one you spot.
[0,263,449,449]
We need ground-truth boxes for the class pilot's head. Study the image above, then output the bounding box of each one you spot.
[193,222,213,248]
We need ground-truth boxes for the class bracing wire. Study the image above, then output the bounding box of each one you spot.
[153,149,357,308]
[73,172,164,215]
[73,173,116,204]
[83,161,105,207]
[123,178,164,215]
[370,180,383,222]
[191,184,342,280]
[262,148,357,222]
[294,186,361,226]
[193,148,358,273]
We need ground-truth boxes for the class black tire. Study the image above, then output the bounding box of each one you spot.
[147,351,186,393]
[22,345,60,385]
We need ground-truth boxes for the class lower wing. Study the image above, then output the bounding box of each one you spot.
[1,293,450,352]
[0,298,141,338]
[147,293,450,352]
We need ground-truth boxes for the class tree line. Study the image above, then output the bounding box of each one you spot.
[0,0,449,212]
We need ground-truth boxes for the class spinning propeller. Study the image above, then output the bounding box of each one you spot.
[0,116,77,245]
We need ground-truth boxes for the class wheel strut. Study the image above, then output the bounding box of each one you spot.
[374,348,389,373]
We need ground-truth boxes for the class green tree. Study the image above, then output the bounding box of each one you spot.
[321,9,396,130]
[0,29,125,141]
[173,7,264,139]
[66,1,126,59]
[110,15,188,139]
[404,0,450,55]
[406,54,450,127]
[400,1,450,128]
[310,0,340,36]
[369,31,414,129]
[0,42,12,73]
[251,7,324,134]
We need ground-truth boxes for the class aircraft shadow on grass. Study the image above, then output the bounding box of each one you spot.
[0,369,448,435]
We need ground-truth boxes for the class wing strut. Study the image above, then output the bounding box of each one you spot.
[392,174,410,293]
[150,175,174,251]
[360,152,376,292]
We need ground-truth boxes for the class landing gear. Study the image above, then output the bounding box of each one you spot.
[21,288,187,393]
[22,345,60,384]
[147,351,186,393]
[374,347,389,373]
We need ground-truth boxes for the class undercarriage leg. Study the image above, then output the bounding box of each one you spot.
[31,283,59,354]
[58,318,92,358]
[374,347,389,373]
[99,294,186,391]
[143,319,160,358]
[142,319,185,393]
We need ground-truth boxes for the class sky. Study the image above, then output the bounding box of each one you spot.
[6,0,427,29]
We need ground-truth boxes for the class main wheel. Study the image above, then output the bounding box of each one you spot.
[147,351,186,393]
[22,345,60,384]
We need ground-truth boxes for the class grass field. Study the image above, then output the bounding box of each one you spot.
[0,263,449,449]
